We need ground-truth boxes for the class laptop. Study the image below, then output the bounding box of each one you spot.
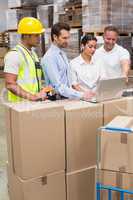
[89,77,126,103]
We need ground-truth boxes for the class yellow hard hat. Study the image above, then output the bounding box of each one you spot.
[17,17,45,34]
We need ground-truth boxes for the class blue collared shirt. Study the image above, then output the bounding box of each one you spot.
[41,44,83,99]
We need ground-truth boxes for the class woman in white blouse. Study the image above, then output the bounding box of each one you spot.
[70,35,106,92]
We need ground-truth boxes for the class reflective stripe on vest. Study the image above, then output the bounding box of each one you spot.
[8,44,42,102]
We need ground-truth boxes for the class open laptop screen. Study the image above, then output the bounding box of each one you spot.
[90,77,126,103]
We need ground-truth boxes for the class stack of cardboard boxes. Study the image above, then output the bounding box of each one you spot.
[98,115,133,199]
[64,101,103,200]
[58,1,82,28]
[82,0,133,33]
[37,5,54,29]
[6,102,66,200]
[6,9,36,31]
[5,97,133,200]
[8,0,53,8]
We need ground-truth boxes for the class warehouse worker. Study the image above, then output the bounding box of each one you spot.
[4,17,47,102]
[93,26,130,80]
[41,22,94,100]
[70,35,106,92]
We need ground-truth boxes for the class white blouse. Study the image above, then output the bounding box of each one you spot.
[70,54,106,91]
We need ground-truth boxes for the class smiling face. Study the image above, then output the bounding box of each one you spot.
[82,40,97,57]
[103,30,118,51]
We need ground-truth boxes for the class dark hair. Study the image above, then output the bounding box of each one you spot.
[81,35,97,46]
[51,22,70,42]
[104,26,119,35]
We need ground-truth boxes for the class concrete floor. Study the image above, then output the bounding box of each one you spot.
[0,78,9,200]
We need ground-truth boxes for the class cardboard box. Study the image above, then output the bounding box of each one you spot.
[8,0,53,8]
[66,166,96,200]
[0,47,8,58]
[82,0,133,32]
[66,166,133,200]
[100,116,133,173]
[7,165,66,200]
[5,102,65,179]
[99,169,133,191]
[6,9,36,30]
[103,97,133,125]
[65,101,103,172]
[98,169,133,200]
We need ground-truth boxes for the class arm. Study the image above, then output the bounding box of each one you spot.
[4,73,46,101]
[120,48,131,80]
[72,84,90,92]
[42,56,83,99]
[69,62,85,92]
[121,59,130,79]
[4,52,46,101]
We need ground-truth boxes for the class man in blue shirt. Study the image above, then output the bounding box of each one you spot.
[41,22,94,100]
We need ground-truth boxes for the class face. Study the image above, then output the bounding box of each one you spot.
[27,34,41,47]
[103,30,118,51]
[83,40,97,56]
[54,29,70,48]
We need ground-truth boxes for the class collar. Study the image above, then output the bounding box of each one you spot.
[78,54,93,65]
[50,43,62,54]
[18,43,33,53]
[101,44,118,53]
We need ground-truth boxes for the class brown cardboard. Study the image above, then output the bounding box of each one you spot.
[0,47,8,57]
[103,97,133,125]
[99,169,133,200]
[5,102,65,179]
[100,116,133,173]
[7,165,66,200]
[99,169,133,191]
[66,167,133,200]
[66,166,96,200]
[126,97,133,116]
[103,98,128,125]
[65,101,103,172]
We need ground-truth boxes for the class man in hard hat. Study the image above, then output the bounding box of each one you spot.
[4,17,47,102]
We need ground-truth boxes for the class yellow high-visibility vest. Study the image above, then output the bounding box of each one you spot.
[7,44,42,102]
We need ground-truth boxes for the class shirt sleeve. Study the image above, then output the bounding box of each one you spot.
[41,56,83,99]
[119,48,130,61]
[4,51,20,75]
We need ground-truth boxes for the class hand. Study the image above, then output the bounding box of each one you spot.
[29,91,47,101]
[41,86,53,93]
[83,90,95,101]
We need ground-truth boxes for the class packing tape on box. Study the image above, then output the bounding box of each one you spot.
[120,133,128,144]
[119,166,126,173]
